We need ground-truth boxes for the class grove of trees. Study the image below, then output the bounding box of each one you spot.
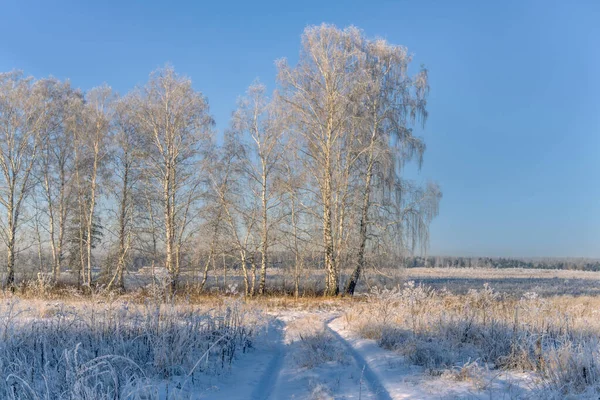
[0,24,441,296]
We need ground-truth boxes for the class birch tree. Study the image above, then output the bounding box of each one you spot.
[107,95,141,291]
[71,86,113,286]
[37,80,80,283]
[0,72,53,288]
[280,151,308,298]
[196,151,226,291]
[344,38,432,295]
[133,67,214,293]
[210,130,261,296]
[277,25,364,296]
[231,82,286,295]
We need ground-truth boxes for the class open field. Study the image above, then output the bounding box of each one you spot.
[403,267,600,297]
[0,267,599,399]
[3,265,600,299]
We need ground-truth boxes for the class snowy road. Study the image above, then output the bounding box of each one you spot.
[325,317,393,400]
[250,336,285,400]
[327,317,438,399]
[198,312,534,399]
[268,312,378,399]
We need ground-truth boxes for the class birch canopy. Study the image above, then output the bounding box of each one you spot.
[0,24,440,295]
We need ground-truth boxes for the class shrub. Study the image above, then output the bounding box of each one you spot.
[0,298,264,399]
[347,283,600,396]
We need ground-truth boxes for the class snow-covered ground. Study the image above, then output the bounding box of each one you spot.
[194,310,537,399]
[0,297,544,399]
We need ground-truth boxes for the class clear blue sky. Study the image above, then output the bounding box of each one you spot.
[1,0,598,258]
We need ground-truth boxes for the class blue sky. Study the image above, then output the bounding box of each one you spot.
[1,0,598,257]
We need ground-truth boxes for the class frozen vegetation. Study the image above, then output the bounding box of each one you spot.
[0,296,266,399]
[1,272,600,399]
[345,282,600,399]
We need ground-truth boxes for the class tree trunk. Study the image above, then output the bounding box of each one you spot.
[6,248,15,291]
[323,148,338,296]
[200,249,213,291]
[35,216,44,273]
[258,173,268,295]
[45,172,59,282]
[78,214,85,288]
[56,165,67,283]
[164,161,177,294]
[199,209,221,291]
[323,181,338,295]
[250,254,257,297]
[5,206,16,290]
[240,251,249,296]
[73,140,85,288]
[345,156,374,295]
[86,138,101,287]
[108,159,129,291]
[291,195,300,299]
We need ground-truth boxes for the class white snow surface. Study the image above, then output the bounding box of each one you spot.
[186,311,536,399]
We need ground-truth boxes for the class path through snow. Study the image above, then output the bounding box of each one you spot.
[250,333,285,400]
[270,311,378,399]
[195,312,535,399]
[325,317,393,400]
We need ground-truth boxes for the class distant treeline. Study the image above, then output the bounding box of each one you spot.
[405,256,600,271]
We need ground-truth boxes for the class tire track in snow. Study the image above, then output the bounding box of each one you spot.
[326,317,393,400]
[250,320,285,400]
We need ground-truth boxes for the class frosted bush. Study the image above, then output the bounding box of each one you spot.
[0,298,264,399]
[366,285,402,327]
[541,341,600,397]
[400,281,435,334]
[348,283,600,397]
[288,316,347,369]
[403,339,458,371]
[377,326,411,350]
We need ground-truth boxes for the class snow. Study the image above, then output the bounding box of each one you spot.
[188,311,536,399]
[188,317,285,399]
[327,316,536,399]
[270,311,377,399]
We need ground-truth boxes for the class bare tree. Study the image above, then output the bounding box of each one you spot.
[139,176,161,286]
[0,72,52,288]
[132,67,214,293]
[210,131,258,296]
[280,154,308,298]
[231,82,286,295]
[37,80,80,283]
[196,152,226,291]
[277,25,364,295]
[32,195,46,273]
[70,86,113,287]
[344,38,433,295]
[107,95,141,290]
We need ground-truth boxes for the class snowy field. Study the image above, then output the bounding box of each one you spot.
[1,268,600,399]
[0,298,535,400]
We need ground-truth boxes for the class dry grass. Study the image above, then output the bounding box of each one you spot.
[286,315,348,369]
[0,294,267,399]
[346,281,600,397]
[5,266,600,397]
